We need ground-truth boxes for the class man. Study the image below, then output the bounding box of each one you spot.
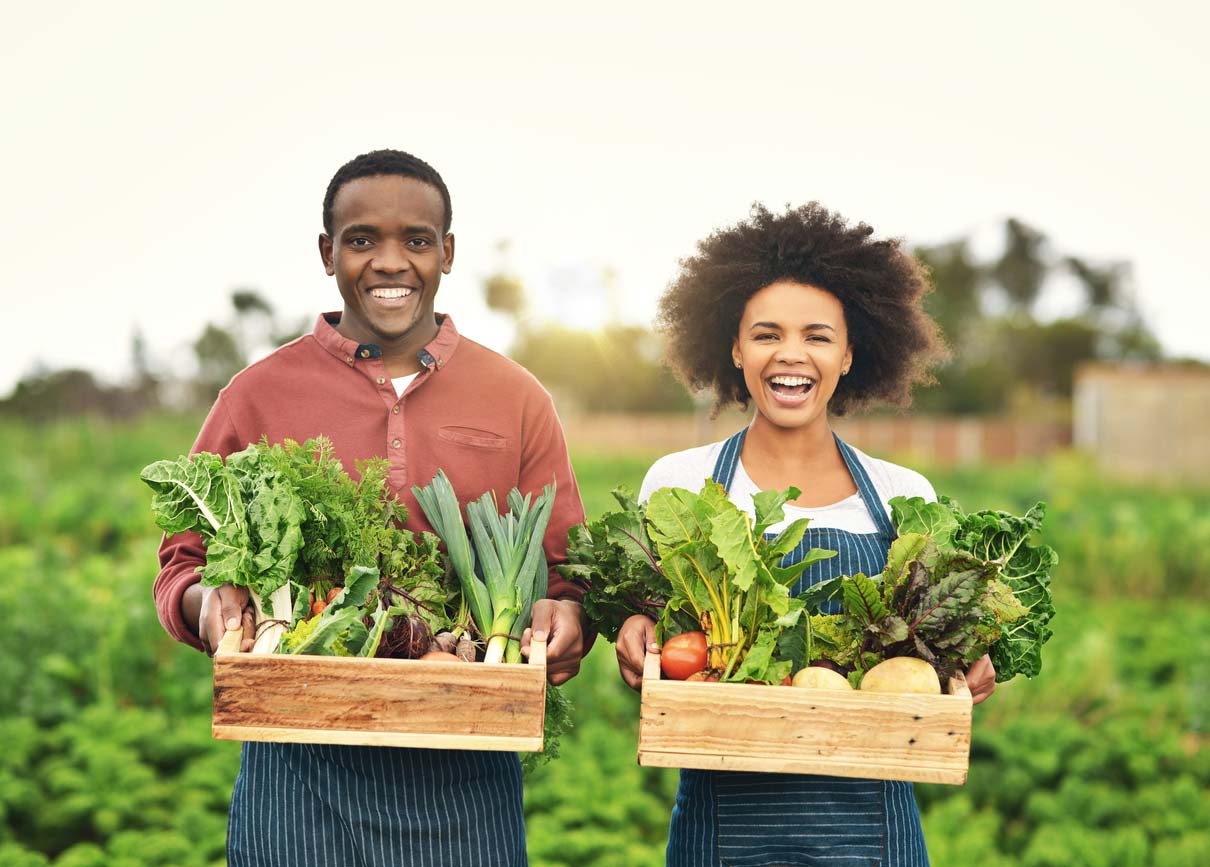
[154,149,588,866]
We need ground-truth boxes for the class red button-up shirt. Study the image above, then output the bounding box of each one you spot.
[154,312,586,651]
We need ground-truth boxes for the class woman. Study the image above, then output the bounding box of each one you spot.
[615,203,997,867]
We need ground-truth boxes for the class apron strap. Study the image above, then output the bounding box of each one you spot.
[709,427,896,538]
[710,429,748,489]
[834,433,896,538]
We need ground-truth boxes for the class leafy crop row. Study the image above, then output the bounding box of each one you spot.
[0,416,1205,866]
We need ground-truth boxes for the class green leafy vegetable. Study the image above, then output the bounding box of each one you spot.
[522,685,574,773]
[567,481,836,683]
[892,495,1057,680]
[558,487,678,642]
[792,497,1056,683]
[142,437,450,656]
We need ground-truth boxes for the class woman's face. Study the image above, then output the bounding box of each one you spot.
[731,281,853,430]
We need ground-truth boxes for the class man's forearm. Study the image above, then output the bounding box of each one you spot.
[180,583,202,639]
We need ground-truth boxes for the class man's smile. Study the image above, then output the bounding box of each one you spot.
[368,286,417,299]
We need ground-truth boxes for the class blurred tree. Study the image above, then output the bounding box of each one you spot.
[0,368,156,421]
[483,240,527,316]
[991,218,1049,311]
[229,287,277,361]
[191,323,243,406]
[511,324,693,414]
[916,240,985,346]
[913,219,1163,413]
[129,327,160,409]
[1064,256,1126,310]
[231,288,273,318]
[484,274,526,316]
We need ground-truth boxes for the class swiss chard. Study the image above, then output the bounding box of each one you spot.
[570,481,836,683]
[795,497,1056,683]
[142,437,450,656]
[558,487,692,642]
[891,496,1057,680]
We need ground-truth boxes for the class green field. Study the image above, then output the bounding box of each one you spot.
[0,415,1206,867]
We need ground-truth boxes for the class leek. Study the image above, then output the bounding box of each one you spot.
[414,472,556,664]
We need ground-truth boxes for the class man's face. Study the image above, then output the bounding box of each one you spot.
[319,174,454,349]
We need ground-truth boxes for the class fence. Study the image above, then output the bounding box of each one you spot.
[559,409,1070,465]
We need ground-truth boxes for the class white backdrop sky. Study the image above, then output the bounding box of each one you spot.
[3,1,1207,394]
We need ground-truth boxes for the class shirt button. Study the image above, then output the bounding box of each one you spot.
[346,356,354,364]
[391,438,402,448]
[359,348,371,358]
[377,376,386,385]
[392,405,400,414]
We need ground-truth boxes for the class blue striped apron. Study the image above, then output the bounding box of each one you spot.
[227,743,527,866]
[666,429,929,867]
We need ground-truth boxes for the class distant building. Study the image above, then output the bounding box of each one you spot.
[1074,362,1210,482]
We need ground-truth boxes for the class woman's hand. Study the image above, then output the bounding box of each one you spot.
[965,654,996,705]
[522,599,585,685]
[616,614,659,691]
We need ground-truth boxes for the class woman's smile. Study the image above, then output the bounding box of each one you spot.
[765,373,817,406]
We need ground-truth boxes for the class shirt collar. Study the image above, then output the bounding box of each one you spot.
[312,312,461,371]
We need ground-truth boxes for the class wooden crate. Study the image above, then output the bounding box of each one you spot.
[212,630,547,751]
[637,652,972,785]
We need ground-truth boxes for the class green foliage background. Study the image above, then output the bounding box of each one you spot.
[0,416,1206,866]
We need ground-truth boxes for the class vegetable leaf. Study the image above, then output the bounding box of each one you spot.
[709,500,771,593]
[842,573,889,627]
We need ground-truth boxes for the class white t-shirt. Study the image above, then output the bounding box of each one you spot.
[392,373,419,398]
[638,439,936,535]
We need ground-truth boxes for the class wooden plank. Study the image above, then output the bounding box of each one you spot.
[637,750,967,785]
[212,725,543,752]
[637,653,971,784]
[212,630,547,748]
[947,671,972,698]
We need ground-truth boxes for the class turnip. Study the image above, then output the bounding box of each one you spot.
[860,657,941,694]
[791,666,852,690]
[455,634,478,662]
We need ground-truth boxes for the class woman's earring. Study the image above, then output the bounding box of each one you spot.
[734,360,742,369]
[841,368,849,376]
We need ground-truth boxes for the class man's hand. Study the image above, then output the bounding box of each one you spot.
[521,599,585,685]
[616,614,659,692]
[966,654,996,705]
[197,583,255,656]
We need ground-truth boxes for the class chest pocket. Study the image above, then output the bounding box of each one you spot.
[437,426,509,449]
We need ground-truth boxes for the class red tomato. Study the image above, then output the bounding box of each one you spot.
[661,631,709,680]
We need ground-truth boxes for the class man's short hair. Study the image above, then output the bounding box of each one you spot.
[323,149,453,235]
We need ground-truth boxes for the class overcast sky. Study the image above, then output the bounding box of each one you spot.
[3,1,1207,395]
